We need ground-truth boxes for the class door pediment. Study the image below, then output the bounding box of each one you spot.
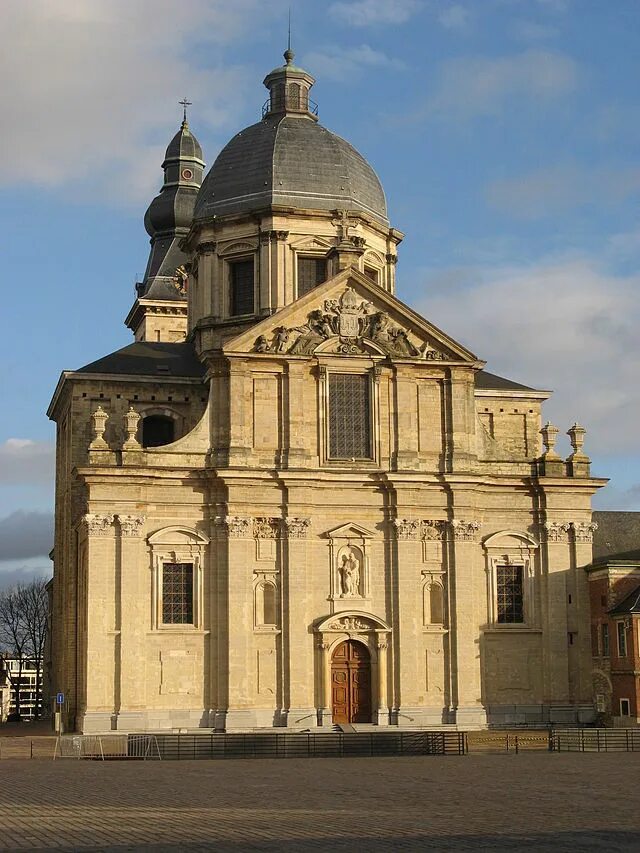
[224,267,479,363]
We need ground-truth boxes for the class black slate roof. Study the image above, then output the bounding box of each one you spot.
[475,370,537,392]
[592,511,640,562]
[77,342,206,378]
[194,116,388,224]
[609,585,640,615]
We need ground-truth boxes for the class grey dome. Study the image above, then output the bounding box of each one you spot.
[164,121,203,165]
[194,115,388,225]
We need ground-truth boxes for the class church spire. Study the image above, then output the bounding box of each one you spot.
[125,108,205,342]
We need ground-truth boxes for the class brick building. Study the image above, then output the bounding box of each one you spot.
[588,511,640,725]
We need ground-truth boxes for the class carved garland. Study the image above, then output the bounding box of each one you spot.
[81,514,114,536]
[284,517,311,539]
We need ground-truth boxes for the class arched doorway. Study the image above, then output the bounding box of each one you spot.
[331,640,371,724]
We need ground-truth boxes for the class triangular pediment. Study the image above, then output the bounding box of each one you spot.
[324,522,376,540]
[225,267,478,362]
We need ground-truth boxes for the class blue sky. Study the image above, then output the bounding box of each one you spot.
[1,0,639,584]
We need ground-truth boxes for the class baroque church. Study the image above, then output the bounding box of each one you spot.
[48,50,606,733]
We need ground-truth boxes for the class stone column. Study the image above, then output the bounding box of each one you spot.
[320,640,332,726]
[376,638,389,725]
[115,514,146,731]
[220,515,255,729]
[449,519,487,728]
[392,518,422,726]
[228,359,249,465]
[394,369,419,470]
[79,513,116,733]
[571,520,598,722]
[283,515,316,727]
[541,521,572,723]
[198,242,217,320]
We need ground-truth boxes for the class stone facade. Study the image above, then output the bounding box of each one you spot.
[47,54,606,733]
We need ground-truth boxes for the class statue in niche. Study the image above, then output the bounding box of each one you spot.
[338,550,361,597]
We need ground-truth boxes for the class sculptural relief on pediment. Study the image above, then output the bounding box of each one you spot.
[253,287,451,360]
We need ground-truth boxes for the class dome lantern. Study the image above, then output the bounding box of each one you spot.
[262,48,318,121]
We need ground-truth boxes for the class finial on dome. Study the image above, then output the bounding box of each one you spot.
[179,96,192,129]
[284,7,294,64]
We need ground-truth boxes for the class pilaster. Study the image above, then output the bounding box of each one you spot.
[449,519,487,727]
[392,519,422,720]
[541,521,571,707]
[282,515,315,727]
[115,515,146,730]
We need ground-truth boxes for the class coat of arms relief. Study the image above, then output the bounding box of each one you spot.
[253,288,449,359]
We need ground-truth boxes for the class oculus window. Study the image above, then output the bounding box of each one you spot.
[496,564,524,624]
[328,373,372,460]
[298,256,327,297]
[230,258,254,316]
[162,562,194,625]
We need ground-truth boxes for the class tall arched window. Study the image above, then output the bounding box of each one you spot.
[142,415,175,448]
[287,83,301,110]
[429,583,444,625]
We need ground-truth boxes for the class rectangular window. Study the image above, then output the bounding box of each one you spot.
[620,698,631,716]
[328,373,372,460]
[591,624,599,656]
[230,259,254,316]
[602,623,610,656]
[363,265,379,283]
[617,621,627,657]
[496,564,524,624]
[298,257,327,296]
[162,562,194,625]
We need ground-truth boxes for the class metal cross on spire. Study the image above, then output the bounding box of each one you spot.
[179,97,192,124]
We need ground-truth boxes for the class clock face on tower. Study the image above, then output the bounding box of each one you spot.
[181,168,193,181]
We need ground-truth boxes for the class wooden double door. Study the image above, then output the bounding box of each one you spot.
[331,640,372,724]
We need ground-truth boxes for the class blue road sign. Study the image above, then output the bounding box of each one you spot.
[56,692,64,705]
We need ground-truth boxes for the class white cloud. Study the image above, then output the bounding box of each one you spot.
[0,0,272,204]
[418,256,640,455]
[512,20,560,41]
[0,440,55,486]
[303,44,406,81]
[438,5,471,31]
[487,165,640,218]
[328,0,420,27]
[423,50,578,120]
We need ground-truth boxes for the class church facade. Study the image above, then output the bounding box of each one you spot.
[48,52,606,733]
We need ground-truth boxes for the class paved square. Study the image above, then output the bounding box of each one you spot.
[0,754,639,851]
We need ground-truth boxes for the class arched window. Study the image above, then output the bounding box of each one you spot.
[142,415,175,448]
[255,581,278,627]
[287,83,301,110]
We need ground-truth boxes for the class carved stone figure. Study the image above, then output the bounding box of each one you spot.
[254,335,270,353]
[338,551,361,597]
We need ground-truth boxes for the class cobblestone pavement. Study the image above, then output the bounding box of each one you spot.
[0,754,639,851]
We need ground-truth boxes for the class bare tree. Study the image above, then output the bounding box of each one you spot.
[0,580,49,720]
[0,587,29,719]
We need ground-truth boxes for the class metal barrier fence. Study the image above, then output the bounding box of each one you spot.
[469,733,552,753]
[54,734,161,760]
[140,731,468,760]
[552,729,640,752]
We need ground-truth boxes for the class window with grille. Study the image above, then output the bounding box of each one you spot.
[162,563,194,624]
[328,373,372,460]
[496,564,524,624]
[229,259,254,316]
[297,257,327,296]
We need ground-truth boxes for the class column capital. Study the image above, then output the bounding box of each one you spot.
[451,520,481,541]
[80,514,115,536]
[544,521,571,543]
[284,517,311,538]
[393,518,421,540]
[118,514,145,537]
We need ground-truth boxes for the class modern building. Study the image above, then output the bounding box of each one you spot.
[588,511,640,726]
[2,658,43,721]
[48,50,606,734]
